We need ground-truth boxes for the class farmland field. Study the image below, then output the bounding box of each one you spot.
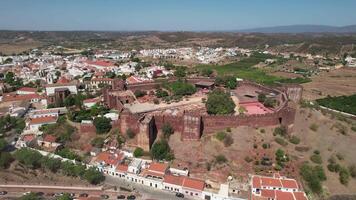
[195,53,310,85]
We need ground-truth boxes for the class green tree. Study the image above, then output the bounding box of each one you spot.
[133,147,144,158]
[42,156,61,173]
[20,193,42,200]
[64,95,76,107]
[83,167,105,185]
[206,89,235,115]
[174,66,186,77]
[93,117,112,134]
[14,148,43,169]
[155,89,169,98]
[0,152,14,169]
[56,193,73,200]
[162,123,174,139]
[0,138,8,151]
[150,140,174,161]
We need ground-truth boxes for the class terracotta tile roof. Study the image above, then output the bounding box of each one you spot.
[163,174,184,186]
[18,87,37,92]
[276,190,295,200]
[261,189,275,199]
[293,192,308,200]
[126,76,142,84]
[3,93,42,102]
[148,162,168,174]
[29,116,57,125]
[116,164,128,173]
[96,151,123,166]
[86,60,114,67]
[281,179,299,189]
[43,135,56,143]
[182,177,205,191]
[252,176,261,188]
[261,177,283,188]
[22,134,35,142]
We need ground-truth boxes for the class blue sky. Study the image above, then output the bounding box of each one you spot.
[0,0,355,31]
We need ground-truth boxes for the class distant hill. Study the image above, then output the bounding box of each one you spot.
[239,25,356,33]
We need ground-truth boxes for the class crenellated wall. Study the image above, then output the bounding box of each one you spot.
[111,78,301,149]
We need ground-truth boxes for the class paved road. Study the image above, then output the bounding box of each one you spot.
[104,175,189,200]
[0,184,133,200]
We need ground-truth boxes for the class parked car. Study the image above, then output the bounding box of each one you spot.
[101,194,109,199]
[175,193,184,198]
[127,195,136,200]
[117,195,126,199]
[0,191,7,195]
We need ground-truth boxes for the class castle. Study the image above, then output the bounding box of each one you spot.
[99,78,302,151]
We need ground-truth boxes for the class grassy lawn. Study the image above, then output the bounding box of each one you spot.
[195,53,310,85]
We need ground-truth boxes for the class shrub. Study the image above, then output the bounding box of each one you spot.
[244,156,253,163]
[310,154,322,164]
[273,126,287,137]
[126,128,135,139]
[134,90,146,98]
[153,98,159,104]
[289,135,300,144]
[133,147,144,158]
[309,123,319,132]
[348,164,356,178]
[275,137,288,146]
[260,129,266,133]
[215,131,226,141]
[162,123,174,139]
[91,137,105,148]
[339,167,350,185]
[351,126,356,132]
[299,163,324,194]
[226,127,231,132]
[336,153,344,160]
[262,143,270,149]
[223,135,234,147]
[215,154,227,164]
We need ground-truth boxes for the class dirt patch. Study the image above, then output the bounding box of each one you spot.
[302,68,356,100]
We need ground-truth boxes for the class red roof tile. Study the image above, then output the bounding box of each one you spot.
[293,192,308,200]
[43,135,57,143]
[29,116,57,125]
[281,179,299,189]
[22,134,35,142]
[252,176,261,188]
[18,87,37,92]
[261,177,282,188]
[116,164,128,173]
[182,177,205,191]
[148,162,168,174]
[163,174,184,186]
[261,189,275,199]
[96,151,123,166]
[276,190,295,200]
